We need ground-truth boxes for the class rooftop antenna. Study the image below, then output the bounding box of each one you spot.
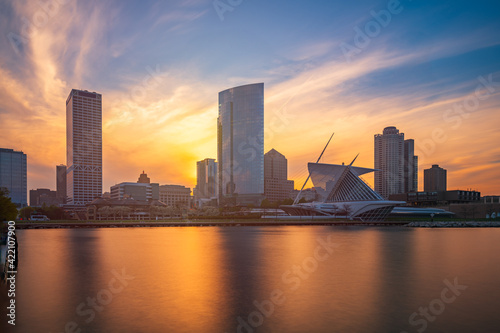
[293,132,335,205]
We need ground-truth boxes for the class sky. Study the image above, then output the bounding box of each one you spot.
[0,0,499,195]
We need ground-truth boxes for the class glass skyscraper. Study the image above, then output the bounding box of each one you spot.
[217,83,264,206]
[66,89,102,206]
[0,148,27,208]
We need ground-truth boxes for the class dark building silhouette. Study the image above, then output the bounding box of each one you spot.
[424,164,447,192]
[404,139,418,192]
[56,164,67,204]
[30,188,58,206]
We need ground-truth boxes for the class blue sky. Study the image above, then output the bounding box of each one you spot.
[0,0,499,194]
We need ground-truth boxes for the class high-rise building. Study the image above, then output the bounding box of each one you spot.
[217,83,264,206]
[66,89,102,206]
[264,149,294,203]
[424,164,447,192]
[374,126,404,199]
[403,139,418,193]
[56,164,67,204]
[0,148,27,207]
[195,158,218,206]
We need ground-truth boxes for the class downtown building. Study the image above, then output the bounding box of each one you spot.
[424,164,447,192]
[264,149,294,203]
[66,89,102,206]
[194,158,218,207]
[374,126,418,199]
[0,148,27,208]
[159,185,191,208]
[30,188,59,207]
[110,172,159,201]
[56,164,67,204]
[217,83,264,206]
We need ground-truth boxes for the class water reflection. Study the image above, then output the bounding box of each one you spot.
[4,226,500,333]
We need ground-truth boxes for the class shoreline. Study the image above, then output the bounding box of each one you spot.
[10,220,500,229]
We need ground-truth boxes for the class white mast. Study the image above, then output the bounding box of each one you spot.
[293,132,335,205]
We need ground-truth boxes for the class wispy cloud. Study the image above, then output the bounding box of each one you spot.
[0,0,498,195]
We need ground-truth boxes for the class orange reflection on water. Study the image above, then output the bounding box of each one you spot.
[94,227,232,332]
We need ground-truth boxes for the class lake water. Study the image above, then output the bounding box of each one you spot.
[2,226,500,332]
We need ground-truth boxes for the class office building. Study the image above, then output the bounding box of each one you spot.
[264,149,294,202]
[424,164,447,192]
[66,89,102,206]
[110,172,159,201]
[30,188,59,207]
[403,139,418,193]
[0,148,27,207]
[159,185,191,208]
[56,164,67,204]
[374,126,404,198]
[194,158,218,206]
[217,83,264,206]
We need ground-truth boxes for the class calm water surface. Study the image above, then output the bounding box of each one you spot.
[2,226,500,332]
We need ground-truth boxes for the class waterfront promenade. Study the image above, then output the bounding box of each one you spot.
[13,219,500,229]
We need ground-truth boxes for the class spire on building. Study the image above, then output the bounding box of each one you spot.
[138,171,151,184]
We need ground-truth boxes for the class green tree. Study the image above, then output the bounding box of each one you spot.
[41,205,66,220]
[280,198,294,206]
[260,198,271,208]
[19,206,37,220]
[0,188,18,221]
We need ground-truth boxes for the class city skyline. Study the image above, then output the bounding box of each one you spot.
[0,0,499,195]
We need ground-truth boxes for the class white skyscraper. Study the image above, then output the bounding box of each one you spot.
[66,89,102,206]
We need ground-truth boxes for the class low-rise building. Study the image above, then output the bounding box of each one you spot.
[389,190,481,206]
[110,172,159,201]
[86,197,169,220]
[159,185,191,208]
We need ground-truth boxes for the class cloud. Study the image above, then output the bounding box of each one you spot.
[0,0,498,197]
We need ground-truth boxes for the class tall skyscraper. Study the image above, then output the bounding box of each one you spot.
[374,126,404,199]
[0,148,27,207]
[66,89,102,206]
[217,83,264,206]
[403,139,418,193]
[195,158,218,203]
[56,164,67,204]
[264,149,294,203]
[424,164,447,192]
